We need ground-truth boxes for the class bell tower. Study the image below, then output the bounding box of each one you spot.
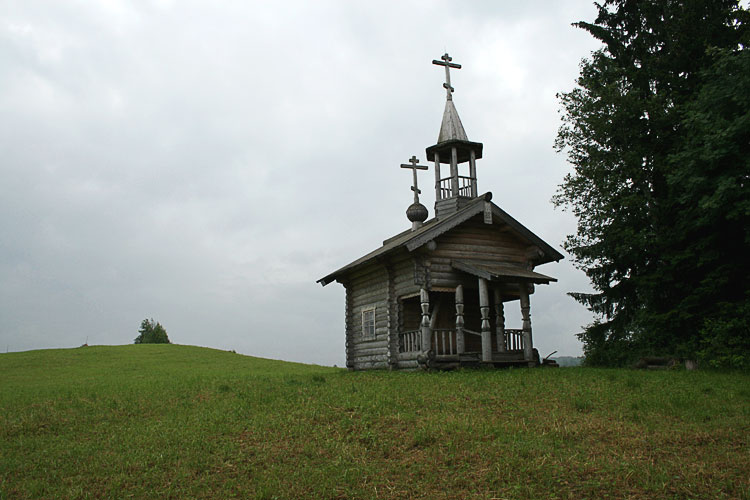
[426,53,484,219]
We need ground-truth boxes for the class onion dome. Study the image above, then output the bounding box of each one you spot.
[406,202,428,223]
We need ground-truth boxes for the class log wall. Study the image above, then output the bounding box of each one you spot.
[347,263,389,370]
[345,251,420,370]
[427,216,533,290]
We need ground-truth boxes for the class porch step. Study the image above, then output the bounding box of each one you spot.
[492,350,526,362]
[432,350,528,369]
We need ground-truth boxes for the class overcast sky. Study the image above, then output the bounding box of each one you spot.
[1,0,603,365]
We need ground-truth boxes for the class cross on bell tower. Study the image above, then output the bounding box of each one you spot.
[426,52,484,219]
[432,53,462,101]
[401,155,429,230]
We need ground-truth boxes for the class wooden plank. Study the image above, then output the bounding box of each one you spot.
[432,246,528,260]
[431,279,463,289]
[429,270,464,283]
[436,246,524,259]
[349,278,386,293]
[353,345,388,357]
[395,284,420,297]
[351,334,388,345]
[353,353,389,363]
[394,275,418,287]
[351,293,387,306]
[438,229,520,242]
[436,228,516,241]
[351,280,389,293]
[349,267,386,280]
[352,337,389,348]
[348,262,387,279]
[434,241,528,255]
[397,351,420,361]
[394,270,417,281]
[352,354,389,363]
[351,332,387,343]
[351,296,385,308]
[355,271,387,283]
[433,246,527,258]
[427,262,454,273]
[350,279,388,293]
[396,359,420,370]
[351,300,386,312]
[438,227,527,246]
[353,360,389,370]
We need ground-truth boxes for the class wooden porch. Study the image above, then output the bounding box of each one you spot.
[398,328,530,369]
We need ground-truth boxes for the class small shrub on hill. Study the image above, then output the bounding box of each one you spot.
[134,318,170,344]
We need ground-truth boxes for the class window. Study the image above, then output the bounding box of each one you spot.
[361,308,375,338]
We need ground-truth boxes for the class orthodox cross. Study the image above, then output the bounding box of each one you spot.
[432,52,461,100]
[401,155,428,204]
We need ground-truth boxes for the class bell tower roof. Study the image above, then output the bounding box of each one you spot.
[438,99,469,143]
[426,53,484,218]
[427,53,484,162]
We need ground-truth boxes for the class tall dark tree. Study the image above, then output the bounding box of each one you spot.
[554,0,749,366]
[134,318,171,344]
[669,46,750,368]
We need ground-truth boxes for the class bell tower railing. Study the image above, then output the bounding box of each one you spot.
[438,175,476,200]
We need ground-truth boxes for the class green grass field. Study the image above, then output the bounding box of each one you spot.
[1,345,748,499]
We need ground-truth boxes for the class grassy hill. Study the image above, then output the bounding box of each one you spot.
[1,345,748,499]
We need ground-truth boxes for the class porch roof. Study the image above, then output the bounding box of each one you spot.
[451,260,557,284]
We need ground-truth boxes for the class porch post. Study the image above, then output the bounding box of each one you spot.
[455,284,465,354]
[519,283,534,365]
[493,287,506,352]
[478,278,492,362]
[420,288,432,354]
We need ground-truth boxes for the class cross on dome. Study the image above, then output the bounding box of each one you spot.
[400,155,428,204]
[432,53,462,101]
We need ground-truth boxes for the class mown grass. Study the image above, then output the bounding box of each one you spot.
[1,345,748,499]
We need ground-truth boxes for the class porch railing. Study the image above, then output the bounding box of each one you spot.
[432,329,455,355]
[398,330,421,353]
[505,329,524,350]
[399,328,526,354]
[398,329,455,355]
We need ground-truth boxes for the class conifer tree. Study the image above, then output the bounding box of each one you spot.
[555,0,749,365]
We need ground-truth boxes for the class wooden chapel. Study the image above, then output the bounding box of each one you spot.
[318,53,563,370]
